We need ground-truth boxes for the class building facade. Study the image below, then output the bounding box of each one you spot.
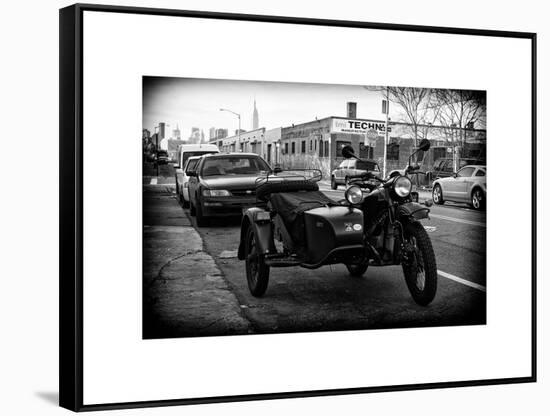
[278,116,486,177]
[208,115,486,179]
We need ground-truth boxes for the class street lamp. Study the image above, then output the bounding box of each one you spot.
[219,108,241,152]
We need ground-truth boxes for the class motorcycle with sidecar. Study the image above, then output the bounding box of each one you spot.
[237,139,438,305]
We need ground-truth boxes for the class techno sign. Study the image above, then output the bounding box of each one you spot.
[331,118,390,135]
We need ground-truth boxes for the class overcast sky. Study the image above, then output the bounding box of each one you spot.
[142,77,394,139]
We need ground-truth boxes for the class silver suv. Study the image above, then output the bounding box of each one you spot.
[331,158,380,189]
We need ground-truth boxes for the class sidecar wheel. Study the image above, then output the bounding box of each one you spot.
[402,222,437,306]
[245,226,270,297]
[345,262,368,277]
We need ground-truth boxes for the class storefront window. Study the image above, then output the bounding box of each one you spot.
[387,140,399,161]
[336,141,352,157]
[360,143,374,159]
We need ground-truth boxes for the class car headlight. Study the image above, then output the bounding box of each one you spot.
[345,185,364,204]
[393,176,412,198]
[203,189,231,197]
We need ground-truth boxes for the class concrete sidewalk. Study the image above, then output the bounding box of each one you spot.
[142,185,252,338]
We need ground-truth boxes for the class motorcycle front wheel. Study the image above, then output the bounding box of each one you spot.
[245,226,270,297]
[402,222,437,306]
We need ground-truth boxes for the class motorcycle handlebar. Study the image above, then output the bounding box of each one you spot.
[349,172,386,183]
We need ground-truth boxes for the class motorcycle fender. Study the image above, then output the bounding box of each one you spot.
[237,207,274,260]
[397,202,430,221]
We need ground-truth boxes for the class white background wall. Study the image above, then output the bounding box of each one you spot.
[0,0,547,414]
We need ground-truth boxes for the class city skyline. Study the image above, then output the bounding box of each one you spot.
[142,77,393,141]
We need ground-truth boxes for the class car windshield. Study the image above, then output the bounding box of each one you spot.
[185,159,199,171]
[201,156,271,177]
[182,151,215,166]
[356,160,380,171]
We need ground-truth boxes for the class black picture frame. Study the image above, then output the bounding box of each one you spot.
[59,3,537,412]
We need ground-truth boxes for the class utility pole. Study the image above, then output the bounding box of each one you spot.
[154,125,159,177]
[382,87,390,179]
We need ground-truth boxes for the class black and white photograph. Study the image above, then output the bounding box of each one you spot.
[53,3,537,411]
[142,77,487,339]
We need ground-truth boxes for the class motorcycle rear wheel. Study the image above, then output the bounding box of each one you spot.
[402,222,437,306]
[345,262,368,277]
[245,226,270,297]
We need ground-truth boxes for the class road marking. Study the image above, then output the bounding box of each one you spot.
[150,178,157,185]
[430,213,485,227]
[438,270,486,292]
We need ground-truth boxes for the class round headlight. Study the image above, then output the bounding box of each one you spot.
[345,185,364,204]
[393,176,412,198]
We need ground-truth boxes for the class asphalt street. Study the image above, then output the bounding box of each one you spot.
[143,164,486,338]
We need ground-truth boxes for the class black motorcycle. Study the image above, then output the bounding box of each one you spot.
[340,139,437,306]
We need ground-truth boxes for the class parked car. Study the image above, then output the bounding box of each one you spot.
[427,157,483,180]
[174,144,219,204]
[156,150,169,165]
[330,158,380,189]
[432,165,486,210]
[187,153,272,226]
[176,156,202,207]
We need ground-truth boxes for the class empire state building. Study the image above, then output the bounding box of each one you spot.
[252,99,259,130]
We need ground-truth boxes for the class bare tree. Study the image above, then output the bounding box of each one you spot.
[365,86,438,171]
[434,89,486,148]
[387,87,435,148]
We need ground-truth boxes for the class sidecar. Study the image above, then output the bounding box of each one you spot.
[237,175,365,297]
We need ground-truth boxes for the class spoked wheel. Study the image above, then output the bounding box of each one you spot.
[245,226,270,297]
[471,188,485,211]
[345,262,368,277]
[432,184,444,205]
[402,222,437,306]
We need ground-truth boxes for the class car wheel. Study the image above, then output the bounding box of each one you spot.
[195,198,209,227]
[181,194,189,208]
[330,176,337,190]
[471,188,485,211]
[432,184,444,205]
